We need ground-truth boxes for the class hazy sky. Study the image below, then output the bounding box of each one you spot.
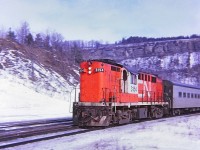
[0,0,200,42]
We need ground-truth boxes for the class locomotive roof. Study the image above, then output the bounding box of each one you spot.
[174,82,200,89]
[90,59,123,67]
[124,66,159,77]
[85,59,159,77]
[124,66,138,74]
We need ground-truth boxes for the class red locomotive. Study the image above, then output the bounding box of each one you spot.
[73,59,200,126]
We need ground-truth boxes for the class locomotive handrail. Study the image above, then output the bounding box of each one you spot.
[101,87,118,113]
[69,86,80,113]
[138,90,164,105]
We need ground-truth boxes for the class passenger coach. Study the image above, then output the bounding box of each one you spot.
[163,80,200,115]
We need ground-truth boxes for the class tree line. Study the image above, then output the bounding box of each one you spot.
[0,21,103,64]
[119,34,200,44]
[1,21,200,64]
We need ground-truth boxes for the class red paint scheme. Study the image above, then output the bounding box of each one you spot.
[80,60,164,104]
[74,59,200,126]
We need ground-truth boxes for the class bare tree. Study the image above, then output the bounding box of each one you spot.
[71,41,83,64]
[0,26,6,38]
[17,21,30,44]
[34,33,44,48]
[50,32,64,50]
[6,27,16,41]
[25,33,34,46]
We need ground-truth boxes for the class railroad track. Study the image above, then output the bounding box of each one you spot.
[0,118,88,149]
[0,118,71,129]
[0,113,199,149]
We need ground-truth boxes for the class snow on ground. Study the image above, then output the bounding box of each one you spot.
[0,77,74,122]
[6,114,200,150]
[1,48,200,149]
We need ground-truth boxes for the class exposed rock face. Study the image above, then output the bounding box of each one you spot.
[83,38,200,85]
[85,39,200,59]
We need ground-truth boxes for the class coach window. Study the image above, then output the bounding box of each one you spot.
[198,94,200,99]
[195,94,197,99]
[191,93,194,98]
[141,74,144,80]
[179,92,182,98]
[187,93,190,98]
[183,92,186,98]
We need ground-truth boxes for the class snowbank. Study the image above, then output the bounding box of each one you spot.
[0,78,74,122]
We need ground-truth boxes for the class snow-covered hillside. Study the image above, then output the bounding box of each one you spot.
[0,48,79,122]
[0,48,77,99]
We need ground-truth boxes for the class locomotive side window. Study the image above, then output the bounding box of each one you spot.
[141,74,144,80]
[152,77,156,83]
[138,73,145,80]
[145,75,147,81]
[134,75,137,84]
[138,73,141,80]
[130,74,133,84]
[179,92,182,98]
[123,70,127,81]
[131,74,137,85]
[148,75,150,81]
[111,66,120,72]
[112,66,115,71]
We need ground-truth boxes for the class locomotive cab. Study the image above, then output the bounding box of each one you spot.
[79,59,123,103]
[73,59,124,126]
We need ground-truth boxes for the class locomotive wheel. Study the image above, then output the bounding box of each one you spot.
[152,107,164,119]
[116,110,132,124]
[172,109,181,116]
